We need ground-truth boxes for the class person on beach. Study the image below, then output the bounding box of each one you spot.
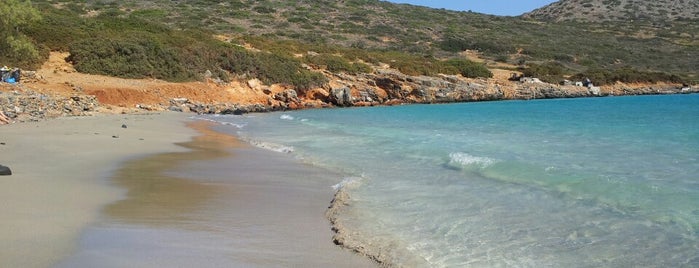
[0,111,11,125]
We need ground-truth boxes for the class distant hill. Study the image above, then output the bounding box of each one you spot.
[523,0,699,22]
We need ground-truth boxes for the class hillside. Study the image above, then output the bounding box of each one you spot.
[21,0,699,84]
[523,0,699,22]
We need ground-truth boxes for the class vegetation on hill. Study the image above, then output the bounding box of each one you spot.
[523,61,684,85]
[7,0,698,86]
[0,0,43,69]
[26,5,330,88]
[18,0,495,87]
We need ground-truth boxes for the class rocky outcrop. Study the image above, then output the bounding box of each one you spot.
[313,70,697,108]
[328,86,352,107]
[310,70,687,108]
[167,97,274,115]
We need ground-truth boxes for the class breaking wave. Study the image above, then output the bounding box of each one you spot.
[332,177,363,192]
[247,140,294,153]
[447,152,498,170]
[191,116,247,129]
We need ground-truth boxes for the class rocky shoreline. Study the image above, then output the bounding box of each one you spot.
[1,70,697,123]
[0,86,99,123]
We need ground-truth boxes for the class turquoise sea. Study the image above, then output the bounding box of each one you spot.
[206,94,699,267]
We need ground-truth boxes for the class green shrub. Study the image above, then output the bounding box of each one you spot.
[438,37,471,53]
[303,54,372,74]
[68,38,195,81]
[253,6,276,14]
[522,62,567,83]
[217,49,326,89]
[0,0,44,69]
[253,53,327,89]
[443,58,493,78]
[438,37,513,54]
[571,68,685,85]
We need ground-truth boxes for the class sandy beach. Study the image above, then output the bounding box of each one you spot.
[0,113,374,267]
[0,113,196,267]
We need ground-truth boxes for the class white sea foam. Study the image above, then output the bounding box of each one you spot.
[332,177,363,192]
[448,152,497,169]
[189,116,215,122]
[220,121,247,129]
[280,114,294,120]
[190,116,247,128]
[248,140,294,153]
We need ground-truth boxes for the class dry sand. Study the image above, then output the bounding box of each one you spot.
[0,113,374,267]
[0,113,196,267]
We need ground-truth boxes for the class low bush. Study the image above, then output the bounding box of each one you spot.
[304,54,372,74]
[68,38,195,81]
[442,58,493,78]
[437,37,513,54]
[522,61,567,83]
[214,47,325,88]
[572,68,684,85]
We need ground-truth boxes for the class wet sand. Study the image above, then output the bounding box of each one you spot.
[1,114,374,267]
[53,121,376,267]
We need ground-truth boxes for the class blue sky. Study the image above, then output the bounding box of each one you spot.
[385,0,558,16]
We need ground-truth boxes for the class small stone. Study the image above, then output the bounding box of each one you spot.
[112,135,119,138]
[121,124,127,128]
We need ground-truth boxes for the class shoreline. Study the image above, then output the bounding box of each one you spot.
[0,113,375,267]
[0,112,196,267]
[57,119,375,267]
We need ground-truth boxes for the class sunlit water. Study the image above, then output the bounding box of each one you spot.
[206,95,699,267]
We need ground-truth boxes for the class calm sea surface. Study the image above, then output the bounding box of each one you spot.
[207,94,699,267]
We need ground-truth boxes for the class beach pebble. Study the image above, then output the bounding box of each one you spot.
[122,124,127,128]
[0,165,12,176]
[112,135,119,138]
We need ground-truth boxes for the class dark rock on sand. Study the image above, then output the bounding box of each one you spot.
[0,165,12,175]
